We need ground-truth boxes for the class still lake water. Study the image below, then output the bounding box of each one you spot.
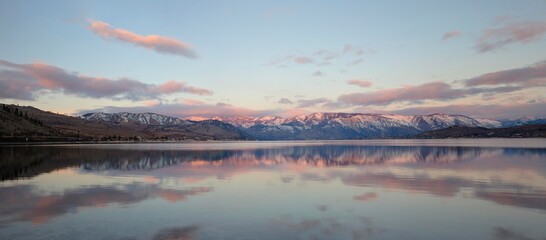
[1,139,546,240]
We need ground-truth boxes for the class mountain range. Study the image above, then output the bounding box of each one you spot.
[80,111,543,140]
[1,103,544,142]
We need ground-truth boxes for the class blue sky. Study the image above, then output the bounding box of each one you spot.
[1,0,545,119]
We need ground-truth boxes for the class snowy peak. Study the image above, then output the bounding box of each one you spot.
[501,116,546,127]
[188,112,503,139]
[81,112,190,126]
[209,112,501,130]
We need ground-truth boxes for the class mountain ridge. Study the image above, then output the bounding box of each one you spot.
[1,104,246,142]
[204,112,502,139]
[3,103,544,141]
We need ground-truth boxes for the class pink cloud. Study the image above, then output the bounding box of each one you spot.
[476,21,546,53]
[338,81,464,106]
[0,60,211,101]
[293,57,313,64]
[389,102,546,119]
[180,98,205,105]
[442,31,462,40]
[88,20,197,58]
[143,100,161,107]
[346,79,373,88]
[156,80,212,95]
[464,61,546,87]
[338,81,521,106]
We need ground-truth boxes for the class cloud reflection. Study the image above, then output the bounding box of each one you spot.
[353,192,378,202]
[0,184,212,224]
[151,225,199,240]
[1,144,546,214]
[493,227,535,240]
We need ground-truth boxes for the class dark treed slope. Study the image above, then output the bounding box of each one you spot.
[0,104,246,142]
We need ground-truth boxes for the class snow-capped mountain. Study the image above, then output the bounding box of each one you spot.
[207,113,502,139]
[81,112,191,126]
[500,116,546,127]
[79,112,246,140]
[81,111,536,140]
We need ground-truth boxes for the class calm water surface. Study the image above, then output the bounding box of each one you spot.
[1,139,546,240]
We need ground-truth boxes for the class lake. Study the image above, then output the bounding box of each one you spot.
[1,139,546,240]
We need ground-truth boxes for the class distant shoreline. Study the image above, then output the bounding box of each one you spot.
[1,137,545,146]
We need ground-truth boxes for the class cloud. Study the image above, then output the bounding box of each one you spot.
[312,71,324,77]
[156,80,212,95]
[463,61,546,87]
[347,79,373,88]
[0,60,211,101]
[347,58,364,66]
[389,102,546,119]
[267,54,313,67]
[143,99,161,107]
[338,61,545,116]
[88,20,197,58]
[339,81,463,106]
[297,97,331,108]
[278,98,293,104]
[339,76,525,107]
[78,102,280,118]
[476,21,546,53]
[267,44,369,68]
[442,31,462,40]
[343,44,365,56]
[180,98,205,105]
[294,57,313,64]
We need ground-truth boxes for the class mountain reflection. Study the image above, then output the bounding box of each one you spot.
[0,145,518,180]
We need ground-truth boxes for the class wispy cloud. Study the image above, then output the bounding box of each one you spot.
[293,56,313,64]
[476,21,546,53]
[442,31,462,40]
[88,20,197,58]
[347,79,373,88]
[278,98,293,104]
[347,58,364,66]
[297,97,331,108]
[267,44,370,68]
[311,71,324,77]
[0,60,211,101]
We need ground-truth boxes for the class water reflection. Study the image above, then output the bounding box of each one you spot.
[0,183,212,224]
[4,145,543,181]
[0,141,545,239]
[151,225,199,240]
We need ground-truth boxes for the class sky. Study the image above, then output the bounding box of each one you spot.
[0,0,545,119]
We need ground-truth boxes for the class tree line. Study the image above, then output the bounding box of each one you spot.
[1,104,44,126]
